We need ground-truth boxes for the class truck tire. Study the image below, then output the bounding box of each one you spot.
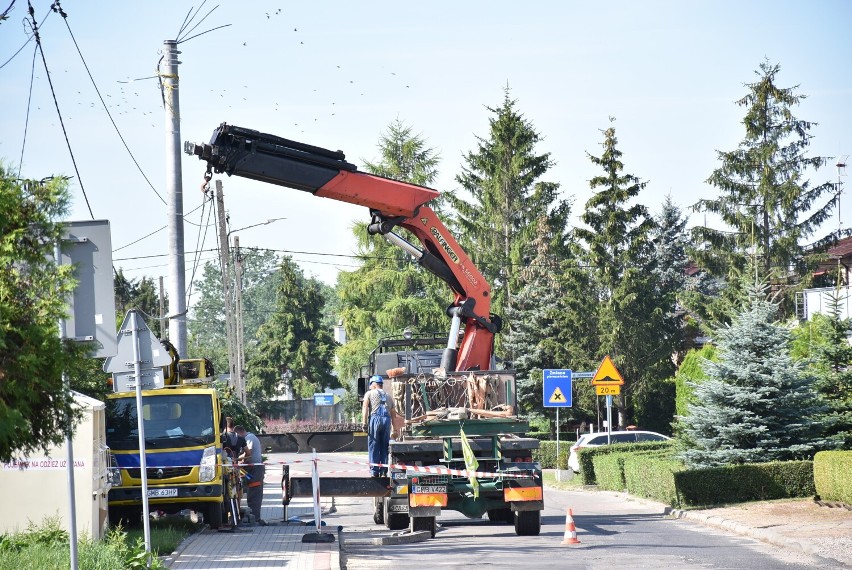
[487,508,513,524]
[411,515,436,538]
[514,510,541,536]
[384,498,409,531]
[373,498,384,525]
[202,501,224,529]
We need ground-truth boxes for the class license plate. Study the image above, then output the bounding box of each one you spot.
[147,488,178,498]
[412,485,446,494]
[389,504,409,512]
[391,471,407,480]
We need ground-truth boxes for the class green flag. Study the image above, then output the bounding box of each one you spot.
[459,428,480,499]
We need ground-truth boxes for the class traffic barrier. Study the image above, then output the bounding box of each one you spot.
[561,508,581,545]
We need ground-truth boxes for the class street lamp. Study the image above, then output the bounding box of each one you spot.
[227,217,287,237]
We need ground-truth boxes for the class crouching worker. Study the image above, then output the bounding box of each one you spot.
[361,375,398,477]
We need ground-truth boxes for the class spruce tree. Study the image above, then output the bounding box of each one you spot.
[692,60,838,315]
[679,285,825,468]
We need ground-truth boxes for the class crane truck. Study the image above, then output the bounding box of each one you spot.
[185,124,543,537]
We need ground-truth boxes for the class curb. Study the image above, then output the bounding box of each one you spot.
[669,508,823,557]
[373,530,432,545]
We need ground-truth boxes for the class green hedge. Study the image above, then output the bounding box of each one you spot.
[578,441,675,485]
[533,441,570,469]
[593,453,626,491]
[673,460,815,507]
[814,450,852,504]
[623,456,683,506]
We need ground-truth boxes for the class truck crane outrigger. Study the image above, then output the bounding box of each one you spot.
[185,124,543,538]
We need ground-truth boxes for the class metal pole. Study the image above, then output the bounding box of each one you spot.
[215,181,237,390]
[163,39,187,357]
[606,395,612,445]
[233,236,245,404]
[158,276,166,339]
[556,407,560,469]
[131,310,153,556]
[55,241,79,570]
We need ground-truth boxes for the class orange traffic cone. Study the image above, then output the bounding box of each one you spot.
[561,508,581,545]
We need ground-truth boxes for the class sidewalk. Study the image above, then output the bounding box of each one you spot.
[163,483,340,570]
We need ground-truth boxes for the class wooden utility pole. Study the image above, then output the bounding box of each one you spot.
[233,235,246,404]
[215,181,237,390]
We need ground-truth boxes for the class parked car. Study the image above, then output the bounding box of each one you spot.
[567,430,671,473]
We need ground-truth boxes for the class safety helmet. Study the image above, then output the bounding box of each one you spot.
[370,374,384,384]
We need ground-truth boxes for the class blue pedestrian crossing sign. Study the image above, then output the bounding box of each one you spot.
[543,369,572,407]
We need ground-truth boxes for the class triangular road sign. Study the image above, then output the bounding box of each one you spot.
[591,355,624,385]
[548,386,568,404]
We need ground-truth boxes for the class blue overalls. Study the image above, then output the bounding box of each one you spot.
[367,390,391,477]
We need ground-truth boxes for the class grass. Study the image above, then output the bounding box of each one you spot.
[0,515,202,570]
[543,470,584,491]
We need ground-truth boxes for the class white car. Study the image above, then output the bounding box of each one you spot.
[567,430,671,473]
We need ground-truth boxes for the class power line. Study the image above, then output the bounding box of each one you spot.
[0,1,49,70]
[27,1,94,218]
[52,0,167,205]
[17,40,37,177]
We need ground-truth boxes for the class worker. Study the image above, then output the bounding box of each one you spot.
[235,425,265,525]
[361,375,397,477]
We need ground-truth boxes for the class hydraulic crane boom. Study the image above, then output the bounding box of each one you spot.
[185,123,500,372]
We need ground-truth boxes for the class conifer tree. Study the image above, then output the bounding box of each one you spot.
[679,285,825,468]
[692,60,838,315]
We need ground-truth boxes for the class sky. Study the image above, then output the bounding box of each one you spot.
[2,1,851,296]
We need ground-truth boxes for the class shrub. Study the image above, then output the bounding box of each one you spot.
[593,453,625,491]
[578,441,675,485]
[533,441,569,469]
[813,450,852,504]
[673,460,815,507]
[623,456,683,506]
[263,419,363,434]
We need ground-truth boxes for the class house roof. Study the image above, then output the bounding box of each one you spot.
[827,236,852,258]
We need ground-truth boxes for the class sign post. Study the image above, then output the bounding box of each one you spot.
[591,356,625,444]
[543,369,572,467]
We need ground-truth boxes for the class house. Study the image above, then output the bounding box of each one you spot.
[797,236,852,321]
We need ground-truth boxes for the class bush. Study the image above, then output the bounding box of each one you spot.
[578,441,675,485]
[623,456,684,506]
[593,453,626,491]
[263,419,363,434]
[533,441,570,469]
[673,460,815,507]
[813,450,852,504]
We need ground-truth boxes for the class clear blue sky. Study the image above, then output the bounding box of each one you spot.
[2,0,850,290]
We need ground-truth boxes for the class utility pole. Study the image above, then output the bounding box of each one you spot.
[163,39,187,356]
[215,181,237,390]
[158,276,166,339]
[234,236,246,404]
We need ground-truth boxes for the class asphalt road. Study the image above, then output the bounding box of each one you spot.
[269,451,841,569]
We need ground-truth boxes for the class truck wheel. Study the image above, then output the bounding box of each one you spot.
[487,508,513,524]
[373,498,384,525]
[203,502,223,529]
[383,499,409,531]
[411,515,436,538]
[514,510,541,536]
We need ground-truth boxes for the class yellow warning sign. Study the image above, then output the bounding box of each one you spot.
[591,355,624,386]
[548,386,568,404]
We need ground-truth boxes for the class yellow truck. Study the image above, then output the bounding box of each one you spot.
[105,357,237,528]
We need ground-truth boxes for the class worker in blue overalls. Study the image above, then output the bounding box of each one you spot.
[361,375,398,477]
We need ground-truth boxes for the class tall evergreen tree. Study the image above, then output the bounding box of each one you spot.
[335,121,448,383]
[447,87,570,327]
[246,258,337,400]
[0,168,81,462]
[692,60,838,314]
[575,119,669,428]
[679,286,826,468]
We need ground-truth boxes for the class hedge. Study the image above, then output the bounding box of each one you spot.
[593,453,626,491]
[578,441,675,485]
[814,450,852,505]
[623,456,683,506]
[533,441,570,469]
[673,460,815,507]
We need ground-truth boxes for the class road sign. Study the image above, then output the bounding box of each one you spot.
[572,371,594,379]
[543,369,572,407]
[103,311,172,374]
[595,385,621,396]
[314,393,335,406]
[591,355,624,386]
